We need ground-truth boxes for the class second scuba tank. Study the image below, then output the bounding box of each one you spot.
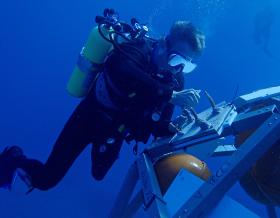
[154,153,211,194]
[67,26,113,97]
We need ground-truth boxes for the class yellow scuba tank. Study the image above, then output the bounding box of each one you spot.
[67,26,113,97]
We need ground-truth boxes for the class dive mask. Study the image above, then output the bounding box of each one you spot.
[168,53,197,74]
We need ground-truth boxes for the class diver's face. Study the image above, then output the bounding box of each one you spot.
[169,41,197,59]
[167,41,198,74]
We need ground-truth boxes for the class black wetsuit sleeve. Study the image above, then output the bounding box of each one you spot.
[152,72,184,137]
[152,103,175,137]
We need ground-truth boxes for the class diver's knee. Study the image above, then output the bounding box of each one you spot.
[91,167,106,181]
[35,181,59,191]
[91,151,120,181]
[32,176,61,191]
[36,184,54,191]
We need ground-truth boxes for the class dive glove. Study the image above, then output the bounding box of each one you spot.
[170,89,201,108]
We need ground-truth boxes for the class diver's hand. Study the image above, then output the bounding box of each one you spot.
[170,89,201,108]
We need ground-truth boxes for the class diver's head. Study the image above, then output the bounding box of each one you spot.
[166,21,206,74]
[166,21,205,57]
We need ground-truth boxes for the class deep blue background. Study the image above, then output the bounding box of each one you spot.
[0,0,279,217]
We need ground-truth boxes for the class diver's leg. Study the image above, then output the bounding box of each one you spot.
[91,133,124,181]
[17,97,97,191]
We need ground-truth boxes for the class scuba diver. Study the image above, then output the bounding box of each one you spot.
[0,9,205,192]
[252,5,275,58]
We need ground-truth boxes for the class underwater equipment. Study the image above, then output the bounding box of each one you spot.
[67,8,155,98]
[109,86,280,218]
[236,131,280,206]
[66,25,113,97]
[154,153,211,194]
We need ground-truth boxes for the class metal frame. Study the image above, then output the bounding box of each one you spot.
[109,86,280,218]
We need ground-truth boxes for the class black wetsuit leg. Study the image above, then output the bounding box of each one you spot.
[91,134,124,180]
[17,94,122,191]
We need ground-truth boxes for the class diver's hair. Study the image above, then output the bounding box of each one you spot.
[167,21,206,54]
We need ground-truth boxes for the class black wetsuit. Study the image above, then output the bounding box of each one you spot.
[17,39,184,191]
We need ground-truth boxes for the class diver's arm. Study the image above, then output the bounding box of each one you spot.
[152,103,175,137]
[169,89,201,108]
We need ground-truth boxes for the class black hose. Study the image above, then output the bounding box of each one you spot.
[97,23,157,72]
[108,33,146,70]
[111,31,147,60]
[98,24,112,43]
[98,24,146,69]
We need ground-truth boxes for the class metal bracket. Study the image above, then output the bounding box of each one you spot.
[173,113,280,218]
[136,152,169,217]
[109,86,280,218]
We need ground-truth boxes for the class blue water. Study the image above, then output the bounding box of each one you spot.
[0,0,279,217]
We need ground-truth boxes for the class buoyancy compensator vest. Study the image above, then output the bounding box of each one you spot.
[67,8,156,98]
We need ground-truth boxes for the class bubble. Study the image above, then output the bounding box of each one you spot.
[147,0,228,37]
